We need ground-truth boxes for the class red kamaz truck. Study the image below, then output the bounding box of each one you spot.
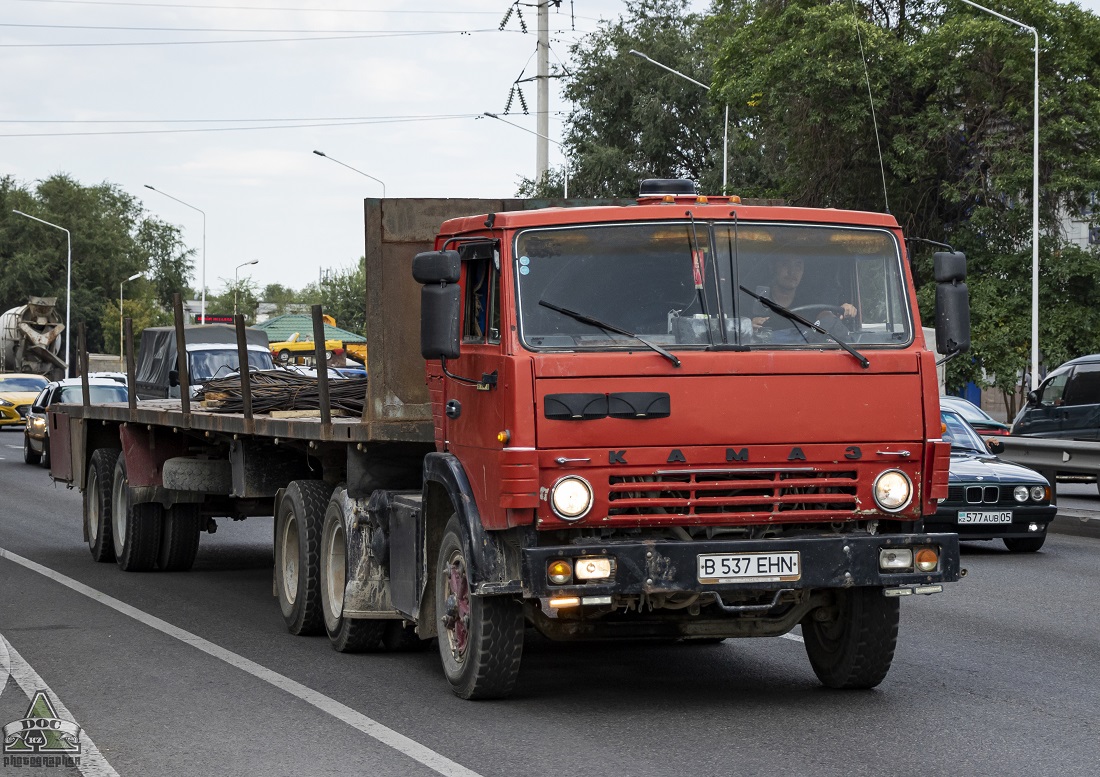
[52,182,970,699]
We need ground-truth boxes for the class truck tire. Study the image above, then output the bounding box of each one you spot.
[84,448,120,563]
[162,457,232,494]
[1003,535,1046,553]
[801,587,899,690]
[320,488,385,652]
[435,515,524,699]
[158,504,202,571]
[110,455,163,572]
[275,480,333,636]
[23,434,40,466]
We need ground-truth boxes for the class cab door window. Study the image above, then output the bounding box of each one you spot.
[462,252,501,344]
[1061,363,1100,406]
[1039,371,1070,406]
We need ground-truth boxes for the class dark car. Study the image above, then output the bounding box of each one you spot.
[940,395,1010,436]
[927,409,1056,552]
[1010,353,1100,440]
[23,377,128,468]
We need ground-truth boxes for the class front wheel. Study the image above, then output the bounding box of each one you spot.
[1004,535,1046,553]
[435,515,524,699]
[801,587,899,690]
[23,434,40,466]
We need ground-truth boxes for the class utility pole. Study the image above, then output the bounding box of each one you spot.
[536,0,550,184]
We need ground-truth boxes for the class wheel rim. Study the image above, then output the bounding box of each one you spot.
[281,511,300,604]
[808,596,850,655]
[87,469,100,544]
[324,520,346,621]
[441,549,471,662]
[111,469,128,556]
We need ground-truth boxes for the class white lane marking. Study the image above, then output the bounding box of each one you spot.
[781,632,804,643]
[0,635,120,777]
[0,547,483,777]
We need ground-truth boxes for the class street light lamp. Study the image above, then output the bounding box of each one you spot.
[120,271,143,369]
[482,113,570,197]
[958,0,1040,390]
[235,260,259,316]
[12,210,72,376]
[630,50,729,195]
[144,184,207,325]
[312,150,386,197]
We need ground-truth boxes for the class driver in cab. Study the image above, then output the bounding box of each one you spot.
[751,255,858,340]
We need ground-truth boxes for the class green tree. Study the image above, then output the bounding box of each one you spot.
[136,219,194,311]
[319,260,366,334]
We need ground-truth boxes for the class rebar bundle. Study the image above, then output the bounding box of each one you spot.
[198,370,367,416]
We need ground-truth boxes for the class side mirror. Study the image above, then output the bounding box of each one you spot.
[31,405,45,413]
[987,438,1005,454]
[168,369,179,388]
[933,251,970,356]
[1026,389,1039,406]
[413,250,462,360]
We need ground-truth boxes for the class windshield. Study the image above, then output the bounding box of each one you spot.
[189,349,274,383]
[0,376,48,392]
[941,410,989,453]
[58,385,129,405]
[514,221,911,352]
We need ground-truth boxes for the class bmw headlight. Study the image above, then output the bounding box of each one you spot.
[873,470,912,512]
[550,476,593,521]
[1030,485,1047,502]
[1013,486,1029,503]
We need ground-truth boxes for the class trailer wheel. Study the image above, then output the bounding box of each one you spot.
[23,434,40,466]
[275,480,333,635]
[320,489,385,651]
[801,587,899,690]
[84,448,119,563]
[435,515,524,699]
[110,456,163,572]
[158,504,202,571]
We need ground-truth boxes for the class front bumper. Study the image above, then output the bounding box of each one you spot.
[927,505,1056,540]
[0,405,30,426]
[521,533,960,598]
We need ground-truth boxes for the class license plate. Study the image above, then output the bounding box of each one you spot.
[957,510,1013,524]
[697,552,801,584]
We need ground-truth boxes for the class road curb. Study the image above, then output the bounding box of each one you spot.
[1049,508,1100,540]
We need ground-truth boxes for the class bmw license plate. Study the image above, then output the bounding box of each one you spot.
[697,552,801,584]
[957,510,1012,524]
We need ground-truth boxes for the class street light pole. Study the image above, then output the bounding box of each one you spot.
[630,50,729,195]
[12,210,72,376]
[312,150,386,197]
[483,113,570,197]
[959,0,1040,390]
[234,260,259,317]
[144,185,206,325]
[120,271,143,369]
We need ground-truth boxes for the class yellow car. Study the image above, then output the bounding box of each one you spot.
[270,333,366,365]
[0,373,49,427]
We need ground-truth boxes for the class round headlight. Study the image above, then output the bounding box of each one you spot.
[550,476,593,520]
[1030,485,1046,502]
[873,470,912,512]
[1013,486,1029,503]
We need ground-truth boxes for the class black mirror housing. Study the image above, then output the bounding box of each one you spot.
[987,438,1005,454]
[1026,389,1039,405]
[412,250,461,284]
[420,285,461,360]
[934,251,970,357]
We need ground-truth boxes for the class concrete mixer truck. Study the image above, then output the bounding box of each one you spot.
[0,296,66,379]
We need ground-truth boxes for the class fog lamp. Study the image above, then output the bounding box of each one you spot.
[1013,486,1029,503]
[914,548,939,572]
[548,597,580,609]
[879,548,913,571]
[547,559,572,585]
[575,557,612,580]
[1030,486,1046,502]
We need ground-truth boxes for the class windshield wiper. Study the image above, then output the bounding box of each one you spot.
[538,299,681,368]
[738,285,869,369]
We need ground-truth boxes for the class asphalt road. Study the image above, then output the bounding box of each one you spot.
[1,426,1099,777]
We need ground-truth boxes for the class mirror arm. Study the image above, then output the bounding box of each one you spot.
[935,350,962,368]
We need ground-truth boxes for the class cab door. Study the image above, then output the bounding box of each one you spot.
[1057,362,1100,440]
[441,242,509,527]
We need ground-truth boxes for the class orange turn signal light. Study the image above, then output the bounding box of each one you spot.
[915,548,939,572]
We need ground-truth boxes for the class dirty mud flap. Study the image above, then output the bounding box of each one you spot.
[521,533,960,598]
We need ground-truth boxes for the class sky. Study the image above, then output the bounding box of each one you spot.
[4,0,1098,297]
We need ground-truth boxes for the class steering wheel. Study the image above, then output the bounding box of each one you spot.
[791,304,846,321]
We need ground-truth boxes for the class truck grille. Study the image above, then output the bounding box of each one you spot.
[608,468,858,522]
